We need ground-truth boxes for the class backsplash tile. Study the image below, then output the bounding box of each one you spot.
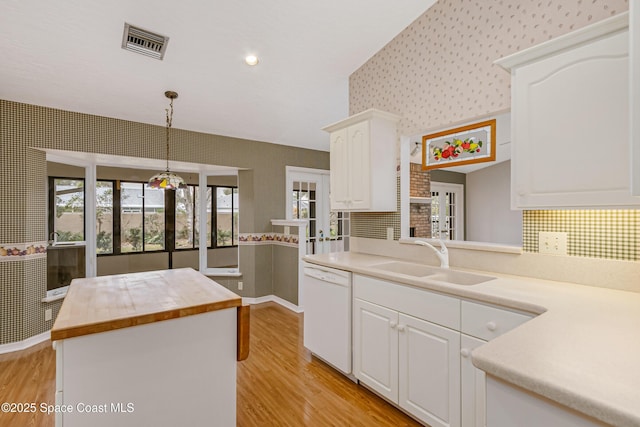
[523,210,639,261]
[351,175,401,240]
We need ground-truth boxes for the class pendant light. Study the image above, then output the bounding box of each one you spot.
[148,91,187,190]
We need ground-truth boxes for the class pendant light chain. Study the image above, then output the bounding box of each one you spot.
[165,96,173,172]
[147,90,186,190]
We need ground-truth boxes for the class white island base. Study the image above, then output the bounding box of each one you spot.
[55,308,237,427]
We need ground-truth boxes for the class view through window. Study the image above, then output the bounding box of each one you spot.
[49,178,238,255]
[50,178,85,243]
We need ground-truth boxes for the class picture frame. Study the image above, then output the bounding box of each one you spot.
[422,119,496,170]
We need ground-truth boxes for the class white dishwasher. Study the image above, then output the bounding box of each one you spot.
[302,263,352,375]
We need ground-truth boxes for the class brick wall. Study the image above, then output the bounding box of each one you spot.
[409,163,431,238]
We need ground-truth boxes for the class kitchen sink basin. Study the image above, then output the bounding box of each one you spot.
[370,261,496,285]
[371,261,440,277]
[427,270,496,286]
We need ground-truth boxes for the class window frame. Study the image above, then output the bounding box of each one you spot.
[49,178,239,256]
[211,185,238,249]
[48,176,86,243]
[118,180,166,254]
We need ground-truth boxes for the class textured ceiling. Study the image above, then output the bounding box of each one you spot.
[0,0,436,151]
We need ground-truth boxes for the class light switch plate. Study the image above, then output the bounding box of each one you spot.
[45,308,52,321]
[538,232,568,255]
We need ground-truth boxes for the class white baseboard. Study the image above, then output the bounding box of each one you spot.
[0,331,51,355]
[242,295,304,313]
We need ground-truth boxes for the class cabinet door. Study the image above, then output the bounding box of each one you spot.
[398,313,461,427]
[329,128,350,210]
[461,334,487,427]
[353,298,398,402]
[346,120,371,210]
[511,29,636,208]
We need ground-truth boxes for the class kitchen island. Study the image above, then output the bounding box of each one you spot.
[50,268,246,427]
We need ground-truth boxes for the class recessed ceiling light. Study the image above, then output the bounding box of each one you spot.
[245,55,259,66]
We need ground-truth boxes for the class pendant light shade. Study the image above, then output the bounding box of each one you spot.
[148,170,186,190]
[148,91,186,190]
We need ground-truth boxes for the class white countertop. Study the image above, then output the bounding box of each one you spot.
[303,251,640,427]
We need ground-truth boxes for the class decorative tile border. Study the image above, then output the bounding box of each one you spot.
[238,233,299,248]
[0,242,48,262]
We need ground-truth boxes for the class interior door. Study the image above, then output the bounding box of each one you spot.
[287,168,349,254]
[431,182,464,240]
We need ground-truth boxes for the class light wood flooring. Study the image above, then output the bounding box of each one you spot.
[0,302,421,426]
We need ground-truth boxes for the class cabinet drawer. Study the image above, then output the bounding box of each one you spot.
[354,274,460,330]
[461,301,532,341]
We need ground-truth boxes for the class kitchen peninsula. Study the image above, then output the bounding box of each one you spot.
[50,268,246,427]
[304,250,640,427]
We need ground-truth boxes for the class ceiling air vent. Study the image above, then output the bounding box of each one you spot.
[121,23,169,60]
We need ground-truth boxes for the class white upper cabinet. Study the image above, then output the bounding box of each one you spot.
[631,4,640,196]
[323,109,400,211]
[496,12,640,209]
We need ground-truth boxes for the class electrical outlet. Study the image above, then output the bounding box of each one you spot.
[386,227,394,240]
[238,281,243,291]
[539,232,568,255]
[45,309,52,321]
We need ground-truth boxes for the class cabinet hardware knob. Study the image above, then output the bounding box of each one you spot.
[486,321,497,331]
[460,348,470,358]
[397,325,406,332]
[390,321,397,329]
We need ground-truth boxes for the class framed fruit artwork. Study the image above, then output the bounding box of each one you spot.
[422,119,496,170]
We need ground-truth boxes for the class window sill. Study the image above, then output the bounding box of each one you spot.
[42,286,69,303]
[203,268,242,277]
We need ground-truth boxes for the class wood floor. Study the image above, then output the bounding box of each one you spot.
[0,302,421,426]
[0,339,56,427]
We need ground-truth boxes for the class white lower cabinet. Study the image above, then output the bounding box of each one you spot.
[461,334,487,427]
[354,299,399,402]
[399,313,461,427]
[353,274,461,427]
[460,301,534,427]
[486,376,608,427]
[353,274,535,427]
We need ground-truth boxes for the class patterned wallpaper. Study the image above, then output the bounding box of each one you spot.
[350,0,628,135]
[0,99,329,346]
[348,0,637,262]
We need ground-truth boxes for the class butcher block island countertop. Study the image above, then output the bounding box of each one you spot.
[51,267,242,341]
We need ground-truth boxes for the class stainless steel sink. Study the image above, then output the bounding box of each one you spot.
[371,261,495,285]
[427,270,496,286]
[371,261,440,277]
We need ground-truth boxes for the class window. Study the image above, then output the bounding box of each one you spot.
[175,185,196,249]
[120,182,165,252]
[175,185,214,249]
[49,178,238,255]
[49,178,85,242]
[292,182,317,253]
[96,181,114,254]
[215,187,238,247]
